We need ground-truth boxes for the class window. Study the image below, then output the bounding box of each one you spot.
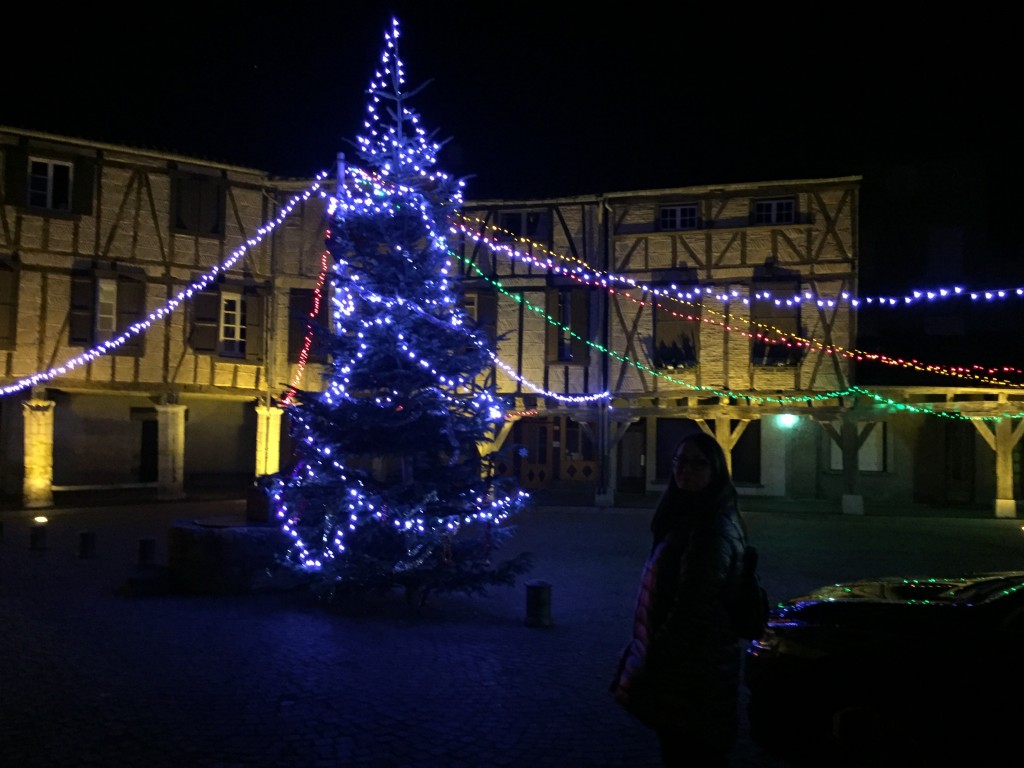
[545,285,590,364]
[496,209,552,244]
[659,204,699,231]
[171,171,226,237]
[0,257,19,350]
[753,197,796,225]
[189,285,265,360]
[288,287,331,364]
[219,291,246,357]
[462,287,498,348]
[750,264,804,366]
[69,272,146,355]
[3,147,94,215]
[95,278,118,340]
[830,421,887,472]
[28,158,73,211]
[651,271,700,369]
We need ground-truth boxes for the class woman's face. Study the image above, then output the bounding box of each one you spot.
[672,441,713,493]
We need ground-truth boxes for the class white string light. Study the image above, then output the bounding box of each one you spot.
[0,173,329,398]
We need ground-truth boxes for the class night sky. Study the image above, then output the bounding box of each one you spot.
[8,4,1018,199]
[6,3,1022,377]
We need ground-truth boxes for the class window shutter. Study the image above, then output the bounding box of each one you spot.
[526,210,552,243]
[69,273,94,345]
[171,175,191,232]
[544,288,560,362]
[288,288,328,363]
[287,289,311,363]
[72,156,96,216]
[0,263,17,350]
[244,287,265,362]
[569,288,590,363]
[199,177,226,237]
[117,276,146,356]
[476,289,498,347]
[190,289,220,354]
[3,146,28,208]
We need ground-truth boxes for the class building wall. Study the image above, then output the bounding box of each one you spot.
[1,128,1018,511]
[0,128,329,497]
[459,178,886,505]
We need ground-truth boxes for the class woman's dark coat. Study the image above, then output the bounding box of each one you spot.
[610,491,747,750]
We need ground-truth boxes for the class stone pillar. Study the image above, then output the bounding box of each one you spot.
[594,403,616,507]
[22,398,56,509]
[993,417,1019,519]
[595,435,618,507]
[254,404,284,477]
[155,404,187,500]
[840,413,864,515]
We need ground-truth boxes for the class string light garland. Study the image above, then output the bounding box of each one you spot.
[0,174,329,398]
[281,248,331,406]
[461,257,1023,422]
[459,214,1024,308]
[454,221,1024,388]
[0,161,1013,424]
[490,354,610,404]
[0,111,1014,430]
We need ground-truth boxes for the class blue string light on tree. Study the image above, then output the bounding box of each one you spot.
[267,17,532,605]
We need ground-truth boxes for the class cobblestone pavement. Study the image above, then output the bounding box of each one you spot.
[2,496,1022,768]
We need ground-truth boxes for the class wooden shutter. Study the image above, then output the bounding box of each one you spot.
[244,287,265,362]
[117,275,146,356]
[170,174,191,232]
[569,288,590,364]
[190,289,220,354]
[68,273,94,345]
[0,262,17,350]
[544,288,560,362]
[199,177,226,237]
[287,289,311,363]
[476,289,498,348]
[72,156,96,216]
[3,146,28,207]
[288,288,329,363]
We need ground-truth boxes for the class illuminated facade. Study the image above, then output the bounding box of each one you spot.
[1,127,1020,514]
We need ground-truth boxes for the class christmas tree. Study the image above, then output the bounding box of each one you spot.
[269,18,532,606]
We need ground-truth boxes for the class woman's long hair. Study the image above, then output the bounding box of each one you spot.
[651,432,738,544]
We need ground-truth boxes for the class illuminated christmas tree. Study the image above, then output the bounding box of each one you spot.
[269,18,532,606]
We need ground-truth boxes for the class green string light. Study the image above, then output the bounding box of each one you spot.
[459,255,1023,423]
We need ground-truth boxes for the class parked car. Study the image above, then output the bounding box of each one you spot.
[744,570,1024,766]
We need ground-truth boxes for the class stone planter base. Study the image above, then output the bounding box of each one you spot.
[168,517,290,595]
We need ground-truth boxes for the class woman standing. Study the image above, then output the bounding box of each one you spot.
[610,432,748,767]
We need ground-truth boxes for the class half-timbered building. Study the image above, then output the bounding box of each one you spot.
[457,180,1022,517]
[0,127,330,508]
[1,127,1020,515]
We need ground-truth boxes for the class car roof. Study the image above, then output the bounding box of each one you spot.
[790,571,1024,606]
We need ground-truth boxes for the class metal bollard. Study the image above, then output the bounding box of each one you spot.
[78,530,97,559]
[137,537,157,566]
[525,579,553,628]
[29,523,47,551]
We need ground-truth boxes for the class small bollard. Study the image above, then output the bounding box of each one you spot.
[246,482,271,523]
[525,579,553,628]
[29,523,47,551]
[137,537,157,566]
[78,530,97,559]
